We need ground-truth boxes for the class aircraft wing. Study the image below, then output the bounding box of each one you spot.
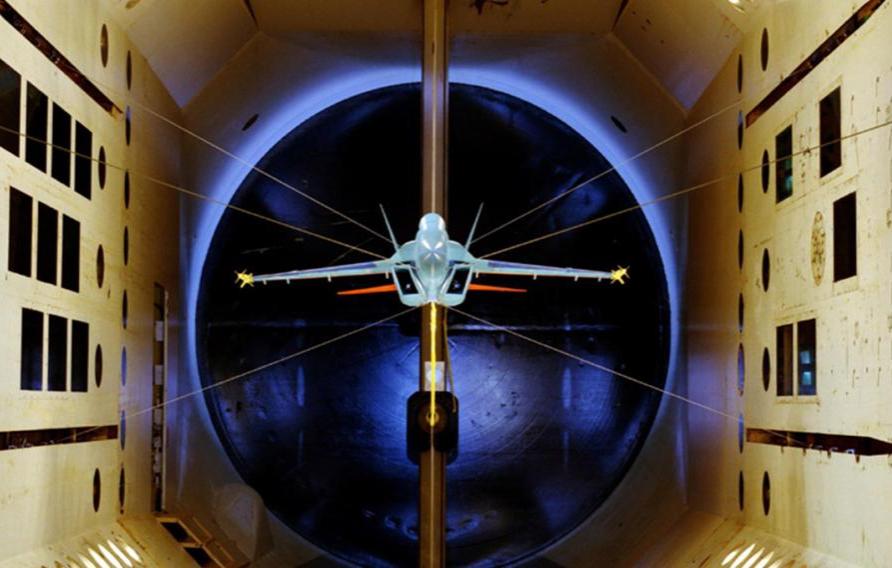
[235,260,395,288]
[470,259,628,284]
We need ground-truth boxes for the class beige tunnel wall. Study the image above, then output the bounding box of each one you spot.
[683,0,892,565]
[0,0,183,564]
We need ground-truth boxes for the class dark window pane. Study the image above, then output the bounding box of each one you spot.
[36,202,58,284]
[775,125,793,202]
[8,187,32,276]
[61,215,80,292]
[51,103,72,185]
[0,58,21,155]
[776,324,793,396]
[47,314,67,391]
[797,319,817,396]
[71,320,89,392]
[20,308,43,390]
[833,192,856,281]
[24,83,48,171]
[820,88,841,176]
[74,122,92,199]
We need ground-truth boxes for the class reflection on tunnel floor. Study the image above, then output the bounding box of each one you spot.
[197,84,669,566]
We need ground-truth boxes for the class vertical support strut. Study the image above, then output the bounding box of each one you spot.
[419,0,449,566]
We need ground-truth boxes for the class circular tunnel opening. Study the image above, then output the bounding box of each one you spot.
[197,84,670,566]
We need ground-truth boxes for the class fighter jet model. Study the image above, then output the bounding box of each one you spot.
[234,206,628,306]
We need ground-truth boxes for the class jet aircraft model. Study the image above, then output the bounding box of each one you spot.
[234,207,628,306]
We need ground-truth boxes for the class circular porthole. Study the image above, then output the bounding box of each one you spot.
[94,344,103,388]
[125,107,131,146]
[738,230,744,270]
[737,174,743,212]
[761,249,770,291]
[120,410,126,449]
[93,469,102,512]
[119,468,126,512]
[736,54,743,93]
[762,347,770,391]
[123,227,129,266]
[96,245,105,288]
[737,111,743,149]
[122,291,128,329]
[737,345,745,396]
[738,414,744,452]
[124,171,130,209]
[98,146,107,189]
[738,293,744,332]
[241,113,259,132]
[761,150,770,192]
[610,115,628,134]
[760,28,769,71]
[121,347,127,387]
[100,24,109,67]
[738,471,744,511]
[126,51,132,90]
[761,471,771,515]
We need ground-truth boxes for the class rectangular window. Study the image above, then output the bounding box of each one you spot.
[74,122,92,199]
[776,324,794,396]
[71,320,88,392]
[833,192,856,281]
[820,87,841,176]
[36,202,58,284]
[8,187,32,276]
[0,58,21,155]
[47,314,67,391]
[20,308,43,391]
[24,83,48,171]
[797,319,817,396]
[775,125,793,202]
[61,215,80,292]
[51,103,72,185]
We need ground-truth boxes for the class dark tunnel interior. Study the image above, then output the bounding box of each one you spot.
[196,84,670,566]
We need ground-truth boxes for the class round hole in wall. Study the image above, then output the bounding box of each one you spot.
[122,291,128,329]
[738,471,744,511]
[737,174,744,212]
[761,249,770,291]
[123,227,129,266]
[738,414,744,452]
[96,245,105,288]
[737,111,743,149]
[121,347,127,386]
[119,468,125,512]
[761,471,770,515]
[760,28,769,71]
[738,293,744,332]
[93,468,102,512]
[120,410,126,449]
[124,171,130,209]
[762,347,770,391]
[98,146,107,189]
[100,24,109,67]
[241,113,259,131]
[761,150,769,192]
[737,344,745,396]
[126,51,132,90]
[125,107,131,146]
[610,115,628,134]
[736,53,743,93]
[737,230,744,270]
[94,344,103,388]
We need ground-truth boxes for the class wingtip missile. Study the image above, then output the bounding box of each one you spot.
[610,266,629,285]
[235,270,255,288]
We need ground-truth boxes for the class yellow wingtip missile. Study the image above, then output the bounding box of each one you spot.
[235,270,255,288]
[610,266,629,285]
